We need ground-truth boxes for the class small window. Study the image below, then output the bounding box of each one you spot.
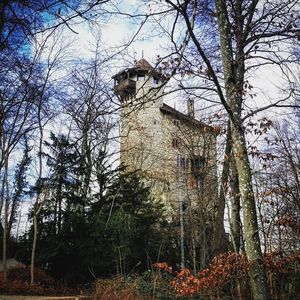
[137,72,145,81]
[153,76,159,84]
[185,158,189,169]
[180,157,185,168]
[172,138,179,148]
[191,157,204,176]
[173,119,180,127]
[189,157,204,189]
[177,156,188,169]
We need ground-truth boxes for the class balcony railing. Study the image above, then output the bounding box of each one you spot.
[114,79,136,96]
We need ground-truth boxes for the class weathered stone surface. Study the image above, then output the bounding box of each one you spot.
[115,59,218,221]
[113,59,219,266]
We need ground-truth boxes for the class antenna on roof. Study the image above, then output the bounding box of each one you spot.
[142,50,144,59]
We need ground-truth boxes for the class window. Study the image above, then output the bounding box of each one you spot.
[181,157,185,168]
[191,157,204,176]
[173,119,180,127]
[172,138,179,148]
[137,72,145,81]
[177,156,189,170]
[153,76,159,84]
[189,157,205,189]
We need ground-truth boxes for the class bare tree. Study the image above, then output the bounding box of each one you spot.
[136,0,300,298]
[0,45,50,281]
[0,29,70,283]
[65,44,118,201]
[254,120,300,253]
[0,1,109,51]
[29,32,73,284]
[0,0,112,283]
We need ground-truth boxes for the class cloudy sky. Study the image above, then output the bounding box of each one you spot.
[15,1,299,236]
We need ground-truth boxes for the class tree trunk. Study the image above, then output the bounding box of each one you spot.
[230,157,242,253]
[212,122,232,256]
[31,101,44,284]
[30,191,46,284]
[2,156,9,282]
[31,214,38,284]
[80,124,92,199]
[231,124,269,299]
[215,0,269,297]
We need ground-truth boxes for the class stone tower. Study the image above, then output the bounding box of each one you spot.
[113,59,218,267]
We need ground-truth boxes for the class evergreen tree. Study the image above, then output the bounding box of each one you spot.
[18,134,167,284]
[98,171,166,275]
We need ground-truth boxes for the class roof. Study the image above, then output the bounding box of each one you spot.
[112,58,163,79]
[134,58,153,70]
[160,103,216,133]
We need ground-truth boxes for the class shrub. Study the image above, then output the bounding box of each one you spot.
[0,265,76,296]
[92,276,150,300]
[154,251,300,299]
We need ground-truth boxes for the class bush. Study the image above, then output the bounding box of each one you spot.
[92,276,150,300]
[153,251,300,299]
[5,266,55,286]
[0,266,78,296]
[136,269,177,299]
[0,266,54,295]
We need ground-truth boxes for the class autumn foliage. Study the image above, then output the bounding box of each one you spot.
[264,251,300,273]
[154,252,249,296]
[0,266,81,296]
[153,251,300,297]
[92,277,150,300]
[1,251,299,298]
[0,266,55,295]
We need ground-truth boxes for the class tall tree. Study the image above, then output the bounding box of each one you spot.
[255,120,300,253]
[65,44,117,200]
[0,0,109,281]
[0,43,55,281]
[8,137,31,238]
[140,0,300,298]
[18,132,166,284]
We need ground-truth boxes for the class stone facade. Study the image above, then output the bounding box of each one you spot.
[113,59,218,223]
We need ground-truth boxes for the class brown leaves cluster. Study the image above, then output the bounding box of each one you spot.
[92,277,150,300]
[0,266,55,295]
[154,252,249,296]
[274,216,300,231]
[153,251,300,297]
[174,252,249,296]
[152,262,173,274]
[264,251,300,274]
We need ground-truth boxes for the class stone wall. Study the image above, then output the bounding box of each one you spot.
[120,73,218,221]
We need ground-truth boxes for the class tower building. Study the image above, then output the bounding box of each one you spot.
[112,59,218,267]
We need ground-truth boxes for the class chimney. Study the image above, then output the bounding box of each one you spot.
[187,99,195,118]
